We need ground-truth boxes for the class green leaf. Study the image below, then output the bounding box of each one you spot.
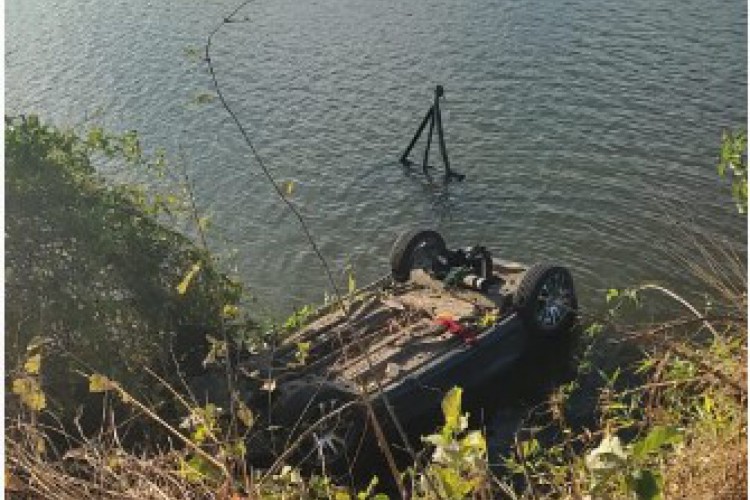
[441,386,463,434]
[281,180,295,196]
[357,476,379,499]
[34,435,46,456]
[183,46,203,61]
[25,336,49,355]
[629,468,662,500]
[717,128,748,214]
[89,373,114,393]
[12,377,46,411]
[24,353,41,375]
[347,266,356,294]
[703,394,714,415]
[193,93,215,105]
[294,341,311,365]
[585,322,604,337]
[119,130,141,162]
[460,430,487,456]
[283,304,313,331]
[227,439,247,459]
[192,423,209,443]
[197,216,210,232]
[86,126,107,149]
[178,455,220,483]
[433,465,473,498]
[635,357,657,375]
[176,261,202,295]
[632,426,681,460]
[605,288,620,303]
[222,304,240,319]
[202,335,227,367]
[479,311,498,327]
[235,398,254,429]
[518,437,538,458]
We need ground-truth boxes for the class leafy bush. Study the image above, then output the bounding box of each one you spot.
[718,128,747,213]
[5,116,247,425]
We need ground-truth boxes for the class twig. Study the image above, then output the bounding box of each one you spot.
[615,375,709,398]
[513,436,539,500]
[258,400,358,483]
[99,379,229,477]
[635,284,720,339]
[617,314,741,344]
[175,155,241,447]
[667,342,746,399]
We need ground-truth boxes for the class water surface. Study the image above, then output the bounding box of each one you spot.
[6,0,747,317]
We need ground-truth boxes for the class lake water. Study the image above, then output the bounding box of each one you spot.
[7,0,747,318]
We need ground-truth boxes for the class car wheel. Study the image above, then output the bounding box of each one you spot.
[514,263,578,336]
[390,229,447,283]
[272,379,367,478]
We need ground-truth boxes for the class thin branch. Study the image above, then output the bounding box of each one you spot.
[204,2,347,315]
[98,379,230,478]
[635,284,720,339]
[258,400,358,483]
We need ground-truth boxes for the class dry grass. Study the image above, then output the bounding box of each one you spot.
[640,241,747,499]
[5,420,221,500]
[662,416,747,500]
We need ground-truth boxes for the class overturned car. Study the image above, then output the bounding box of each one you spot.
[192,229,578,477]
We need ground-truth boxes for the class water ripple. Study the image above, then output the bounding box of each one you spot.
[6,0,746,316]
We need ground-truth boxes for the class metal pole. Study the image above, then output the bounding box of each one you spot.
[422,107,436,175]
[434,87,451,178]
[434,86,464,181]
[400,106,434,166]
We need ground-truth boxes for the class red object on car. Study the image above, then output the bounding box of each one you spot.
[434,317,478,345]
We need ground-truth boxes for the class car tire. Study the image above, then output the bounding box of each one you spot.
[272,379,368,478]
[514,263,578,337]
[390,229,447,283]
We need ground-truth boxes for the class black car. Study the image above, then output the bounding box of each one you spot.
[193,229,578,477]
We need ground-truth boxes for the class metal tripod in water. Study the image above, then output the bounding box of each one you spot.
[400,85,465,182]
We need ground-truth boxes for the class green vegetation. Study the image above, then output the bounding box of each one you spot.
[5,115,250,422]
[718,128,747,213]
[501,272,746,499]
[412,387,492,499]
[5,117,747,499]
